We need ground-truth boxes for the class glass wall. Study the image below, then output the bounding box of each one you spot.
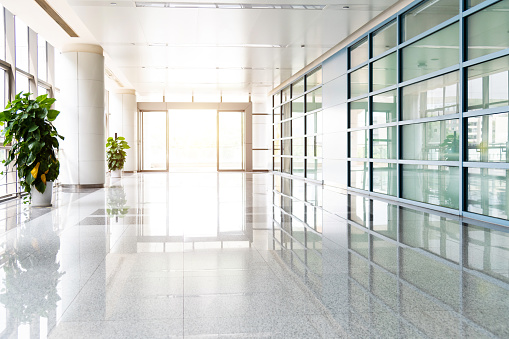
[273,0,509,224]
[341,0,509,223]
[272,66,323,181]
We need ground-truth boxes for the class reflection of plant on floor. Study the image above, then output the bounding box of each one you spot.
[0,224,64,323]
[107,186,129,222]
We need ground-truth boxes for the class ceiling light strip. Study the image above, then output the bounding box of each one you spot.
[135,2,326,10]
[35,0,79,37]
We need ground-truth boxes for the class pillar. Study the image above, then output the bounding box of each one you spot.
[58,44,105,186]
[109,89,137,172]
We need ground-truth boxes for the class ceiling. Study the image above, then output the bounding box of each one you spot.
[5,0,400,101]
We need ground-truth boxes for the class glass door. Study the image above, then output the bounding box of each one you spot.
[218,111,244,171]
[142,111,167,170]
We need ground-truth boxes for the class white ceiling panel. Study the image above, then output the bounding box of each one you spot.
[60,0,400,101]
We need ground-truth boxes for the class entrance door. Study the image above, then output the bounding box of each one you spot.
[218,111,244,171]
[142,111,167,170]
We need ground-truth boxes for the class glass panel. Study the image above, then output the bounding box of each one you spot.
[467,113,509,162]
[0,6,5,61]
[142,111,167,170]
[372,200,398,239]
[349,97,369,128]
[293,137,305,157]
[37,85,48,97]
[467,0,509,60]
[282,102,291,120]
[282,86,290,102]
[373,90,397,125]
[467,0,487,8]
[373,21,397,57]
[15,17,29,72]
[15,72,29,94]
[402,23,459,82]
[372,52,397,91]
[467,167,509,220]
[292,77,305,98]
[350,161,369,190]
[273,139,280,156]
[168,110,217,171]
[293,157,305,177]
[273,92,280,107]
[306,158,322,181]
[372,126,397,159]
[350,130,368,158]
[403,0,459,41]
[219,111,244,170]
[273,156,281,172]
[306,67,322,89]
[306,87,322,112]
[307,136,318,157]
[350,66,369,98]
[292,117,304,137]
[373,163,397,196]
[38,36,47,81]
[402,165,459,209]
[306,113,315,135]
[467,55,509,111]
[403,119,460,161]
[282,120,291,139]
[402,71,460,120]
[350,37,368,69]
[282,139,291,155]
[282,157,291,174]
[292,95,305,117]
[0,69,5,113]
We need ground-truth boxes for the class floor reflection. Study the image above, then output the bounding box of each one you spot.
[272,174,509,338]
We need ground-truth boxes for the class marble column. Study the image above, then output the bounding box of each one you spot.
[57,44,105,186]
[109,89,137,172]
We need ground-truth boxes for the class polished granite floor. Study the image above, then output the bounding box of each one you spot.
[0,172,507,338]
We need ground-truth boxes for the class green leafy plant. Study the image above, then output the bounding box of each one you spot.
[0,92,64,200]
[106,136,130,171]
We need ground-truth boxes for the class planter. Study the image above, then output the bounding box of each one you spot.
[31,181,53,207]
[111,170,122,178]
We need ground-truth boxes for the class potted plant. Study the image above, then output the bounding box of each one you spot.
[0,92,64,206]
[106,135,130,178]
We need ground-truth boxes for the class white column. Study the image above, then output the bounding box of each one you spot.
[109,89,137,172]
[58,44,105,186]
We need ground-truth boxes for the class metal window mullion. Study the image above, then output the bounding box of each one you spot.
[459,1,466,215]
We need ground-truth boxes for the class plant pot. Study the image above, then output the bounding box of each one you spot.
[31,181,53,207]
[111,170,122,178]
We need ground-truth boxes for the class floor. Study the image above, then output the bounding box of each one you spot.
[0,172,507,338]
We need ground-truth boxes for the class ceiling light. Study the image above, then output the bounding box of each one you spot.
[135,2,326,10]
[342,6,350,9]
[110,2,117,5]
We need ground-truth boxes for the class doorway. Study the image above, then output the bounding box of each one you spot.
[141,109,245,171]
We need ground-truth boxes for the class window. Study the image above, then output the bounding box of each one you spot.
[467,55,509,111]
[402,120,459,161]
[306,67,322,90]
[372,21,397,57]
[372,90,397,125]
[350,66,369,98]
[15,18,29,72]
[38,36,47,81]
[350,38,368,68]
[467,113,509,162]
[372,52,397,91]
[402,23,459,82]
[402,0,459,41]
[402,72,459,120]
[467,0,509,60]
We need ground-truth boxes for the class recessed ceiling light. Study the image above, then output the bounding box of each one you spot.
[135,2,326,10]
[110,2,117,5]
[342,6,350,9]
